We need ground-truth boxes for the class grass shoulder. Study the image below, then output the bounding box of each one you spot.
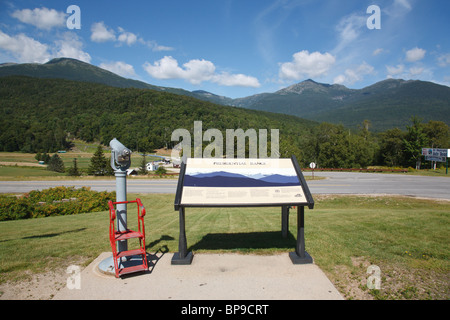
[0,193,448,300]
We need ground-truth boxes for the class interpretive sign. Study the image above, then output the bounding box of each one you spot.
[422,148,449,163]
[173,156,314,265]
[178,158,308,207]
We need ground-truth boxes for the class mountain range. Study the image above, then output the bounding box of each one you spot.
[1,57,449,131]
[184,171,300,188]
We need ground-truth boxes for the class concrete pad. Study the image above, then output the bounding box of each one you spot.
[53,252,343,300]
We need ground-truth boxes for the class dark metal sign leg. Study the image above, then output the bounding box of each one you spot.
[171,207,193,265]
[289,206,313,264]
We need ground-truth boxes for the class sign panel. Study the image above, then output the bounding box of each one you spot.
[177,158,311,207]
[422,148,448,157]
[425,156,447,162]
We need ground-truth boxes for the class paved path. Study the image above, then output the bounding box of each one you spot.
[53,252,343,300]
[1,172,449,199]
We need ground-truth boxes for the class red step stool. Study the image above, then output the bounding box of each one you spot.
[108,199,148,278]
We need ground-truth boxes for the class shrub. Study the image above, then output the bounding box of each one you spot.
[0,186,116,221]
[0,196,32,221]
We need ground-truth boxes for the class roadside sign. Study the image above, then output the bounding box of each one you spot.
[422,148,448,158]
[425,156,447,162]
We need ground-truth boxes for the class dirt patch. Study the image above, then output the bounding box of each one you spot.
[0,269,68,300]
[0,162,45,167]
[0,257,91,300]
[329,257,375,300]
[327,256,450,300]
[153,148,173,156]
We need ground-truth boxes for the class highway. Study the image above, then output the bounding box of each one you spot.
[308,172,450,200]
[1,172,449,200]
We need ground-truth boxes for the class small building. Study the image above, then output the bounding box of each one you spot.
[146,162,159,171]
[126,169,138,176]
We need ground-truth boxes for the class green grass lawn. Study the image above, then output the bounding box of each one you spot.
[0,193,448,299]
[0,166,66,178]
[0,148,168,180]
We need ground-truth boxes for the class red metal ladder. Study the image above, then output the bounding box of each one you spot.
[108,199,148,278]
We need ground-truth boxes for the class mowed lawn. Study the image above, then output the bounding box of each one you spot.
[0,193,448,300]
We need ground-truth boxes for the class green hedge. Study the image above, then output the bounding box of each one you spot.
[0,186,115,221]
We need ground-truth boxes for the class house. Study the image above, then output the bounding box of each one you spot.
[146,162,159,171]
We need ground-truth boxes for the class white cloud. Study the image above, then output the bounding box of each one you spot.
[152,44,174,52]
[386,64,405,77]
[405,47,426,62]
[385,0,412,17]
[278,50,336,80]
[386,63,434,80]
[373,48,384,56]
[333,75,346,85]
[437,53,450,67]
[90,22,173,51]
[0,29,90,64]
[54,33,91,63]
[212,73,260,88]
[100,61,136,77]
[141,39,174,52]
[90,22,116,42]
[117,27,137,46]
[409,66,424,76]
[0,30,50,63]
[143,56,212,84]
[143,56,260,87]
[333,13,366,53]
[333,62,374,85]
[394,0,412,11]
[11,7,65,30]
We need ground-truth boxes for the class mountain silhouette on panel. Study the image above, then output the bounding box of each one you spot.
[183,171,300,188]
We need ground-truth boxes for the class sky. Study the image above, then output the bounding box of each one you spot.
[0,0,449,98]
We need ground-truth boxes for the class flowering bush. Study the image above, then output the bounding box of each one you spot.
[0,186,115,221]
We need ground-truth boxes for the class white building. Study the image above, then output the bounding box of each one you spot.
[146,162,159,171]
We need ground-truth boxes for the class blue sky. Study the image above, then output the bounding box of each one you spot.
[0,0,449,98]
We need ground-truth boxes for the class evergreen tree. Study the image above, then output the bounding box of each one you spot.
[88,145,110,176]
[42,153,50,164]
[68,158,81,176]
[47,154,65,173]
[138,154,148,175]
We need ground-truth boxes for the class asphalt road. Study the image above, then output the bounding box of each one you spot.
[308,171,450,200]
[1,172,449,200]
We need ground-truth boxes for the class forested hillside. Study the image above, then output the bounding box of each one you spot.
[1,76,448,168]
[0,76,316,163]
[234,79,450,132]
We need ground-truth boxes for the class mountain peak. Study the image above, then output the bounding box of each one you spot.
[276,79,349,95]
[45,57,80,64]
